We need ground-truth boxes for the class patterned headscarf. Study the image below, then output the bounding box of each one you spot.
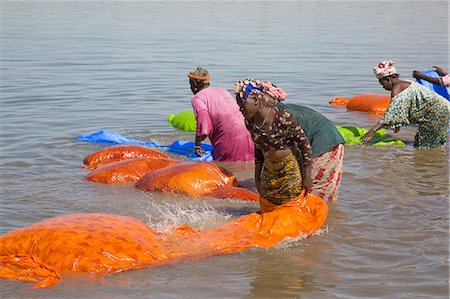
[187,67,211,83]
[260,80,287,101]
[234,79,261,100]
[234,79,287,102]
[374,60,397,79]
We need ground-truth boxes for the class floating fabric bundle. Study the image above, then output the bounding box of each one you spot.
[0,192,327,288]
[136,162,238,197]
[76,130,213,161]
[85,157,181,183]
[168,110,196,131]
[83,145,170,169]
[336,125,405,146]
[415,69,450,100]
[330,93,391,115]
[0,213,163,288]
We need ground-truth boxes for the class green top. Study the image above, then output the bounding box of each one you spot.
[277,103,345,157]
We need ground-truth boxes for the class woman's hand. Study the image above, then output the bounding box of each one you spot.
[194,146,204,157]
[302,165,312,193]
[433,66,447,76]
[362,129,375,143]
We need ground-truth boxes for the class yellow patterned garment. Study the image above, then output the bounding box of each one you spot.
[259,153,303,205]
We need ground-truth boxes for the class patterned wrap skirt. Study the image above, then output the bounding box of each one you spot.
[310,144,344,202]
[259,153,303,205]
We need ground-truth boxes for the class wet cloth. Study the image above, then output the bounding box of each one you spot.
[259,153,303,205]
[380,82,449,148]
[277,103,345,157]
[310,144,344,202]
[192,87,254,161]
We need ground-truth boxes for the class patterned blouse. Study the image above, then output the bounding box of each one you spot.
[245,107,312,166]
[380,82,449,148]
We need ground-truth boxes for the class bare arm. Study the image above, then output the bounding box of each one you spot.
[194,135,207,156]
[362,121,384,143]
[412,71,442,85]
[433,66,448,77]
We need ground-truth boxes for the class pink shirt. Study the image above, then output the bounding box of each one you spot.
[192,87,254,161]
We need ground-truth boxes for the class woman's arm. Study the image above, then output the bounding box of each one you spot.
[194,135,208,156]
[362,121,384,143]
[433,66,448,77]
[254,147,264,193]
[412,71,442,85]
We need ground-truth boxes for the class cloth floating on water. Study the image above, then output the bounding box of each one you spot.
[168,110,196,131]
[336,126,406,146]
[76,130,213,161]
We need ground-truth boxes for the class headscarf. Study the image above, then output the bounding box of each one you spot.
[374,60,397,79]
[187,67,211,83]
[260,80,287,101]
[234,79,287,102]
[234,79,261,100]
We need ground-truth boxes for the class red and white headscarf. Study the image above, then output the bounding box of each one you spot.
[374,60,397,79]
[260,80,287,101]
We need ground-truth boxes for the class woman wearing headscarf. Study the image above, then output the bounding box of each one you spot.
[237,79,345,202]
[362,60,449,148]
[187,67,254,161]
[234,79,313,206]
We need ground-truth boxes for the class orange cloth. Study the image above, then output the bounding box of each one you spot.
[0,192,327,288]
[85,157,180,183]
[329,93,391,115]
[83,145,170,169]
[206,186,259,201]
[136,162,237,197]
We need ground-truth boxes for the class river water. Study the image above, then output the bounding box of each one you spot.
[1,1,449,298]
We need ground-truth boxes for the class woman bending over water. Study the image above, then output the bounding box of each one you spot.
[363,60,449,148]
[234,79,312,205]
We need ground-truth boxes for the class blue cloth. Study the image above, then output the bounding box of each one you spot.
[244,83,262,99]
[415,70,450,100]
[76,130,213,161]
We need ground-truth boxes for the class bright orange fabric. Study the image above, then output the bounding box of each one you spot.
[329,93,391,115]
[207,186,259,201]
[0,192,328,288]
[85,157,180,183]
[136,162,237,197]
[83,145,170,169]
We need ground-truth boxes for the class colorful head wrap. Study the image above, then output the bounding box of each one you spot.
[244,83,262,99]
[234,79,287,103]
[374,60,397,79]
[187,67,211,83]
[234,79,261,100]
[260,80,287,101]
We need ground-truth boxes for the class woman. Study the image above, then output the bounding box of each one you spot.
[234,79,313,205]
[363,60,449,148]
[187,67,254,161]
[254,80,345,202]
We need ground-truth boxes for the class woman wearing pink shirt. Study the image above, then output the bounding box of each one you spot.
[188,67,254,161]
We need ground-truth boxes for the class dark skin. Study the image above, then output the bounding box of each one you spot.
[362,74,410,143]
[189,78,210,157]
[236,92,312,193]
[412,66,448,85]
